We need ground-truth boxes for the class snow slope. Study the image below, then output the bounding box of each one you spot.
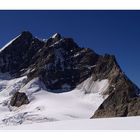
[0,73,139,130]
[1,116,140,130]
[0,74,109,127]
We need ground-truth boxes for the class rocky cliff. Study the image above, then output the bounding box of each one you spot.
[0,31,139,118]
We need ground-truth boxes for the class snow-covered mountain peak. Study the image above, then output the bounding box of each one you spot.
[0,34,21,53]
[0,31,34,53]
[52,33,61,39]
[0,31,139,128]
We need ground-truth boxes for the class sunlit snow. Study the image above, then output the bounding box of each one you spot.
[0,74,109,127]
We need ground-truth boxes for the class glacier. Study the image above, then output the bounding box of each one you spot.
[0,73,109,127]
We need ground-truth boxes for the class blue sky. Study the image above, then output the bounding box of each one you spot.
[0,10,139,87]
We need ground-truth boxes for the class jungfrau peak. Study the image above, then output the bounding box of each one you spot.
[0,31,139,126]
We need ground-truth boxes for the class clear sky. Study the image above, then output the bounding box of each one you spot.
[0,10,139,87]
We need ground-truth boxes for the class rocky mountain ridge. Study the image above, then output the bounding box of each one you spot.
[0,31,139,118]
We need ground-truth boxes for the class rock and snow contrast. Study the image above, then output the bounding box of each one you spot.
[0,76,109,126]
[0,31,139,129]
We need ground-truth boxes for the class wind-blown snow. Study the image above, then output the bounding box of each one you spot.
[0,35,20,52]
[2,116,140,130]
[0,74,109,127]
[52,33,59,39]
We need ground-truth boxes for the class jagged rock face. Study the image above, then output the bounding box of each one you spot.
[0,31,99,91]
[0,31,140,117]
[27,35,99,91]
[0,31,45,75]
[10,92,29,107]
[91,55,140,118]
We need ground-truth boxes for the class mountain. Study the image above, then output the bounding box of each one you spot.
[0,31,45,75]
[0,31,139,126]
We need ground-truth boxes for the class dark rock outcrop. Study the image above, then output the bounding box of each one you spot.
[10,92,29,107]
